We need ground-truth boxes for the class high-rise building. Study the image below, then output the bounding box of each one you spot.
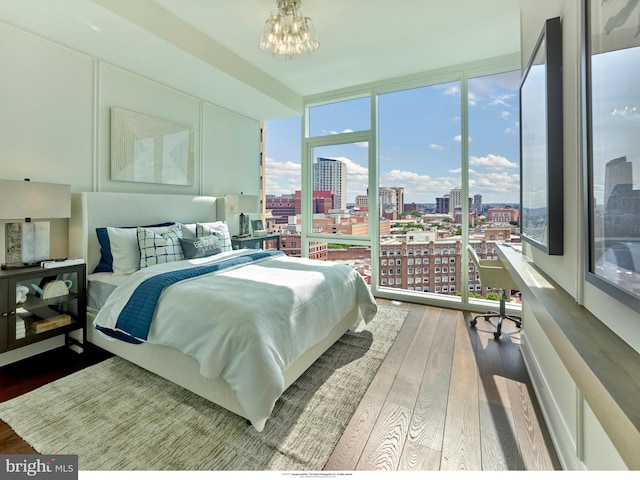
[474,194,483,216]
[449,188,462,214]
[313,157,347,210]
[436,195,450,215]
[604,156,632,208]
[379,187,400,217]
[393,187,404,215]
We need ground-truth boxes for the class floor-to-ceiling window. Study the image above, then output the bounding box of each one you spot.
[265,57,521,309]
[377,81,462,300]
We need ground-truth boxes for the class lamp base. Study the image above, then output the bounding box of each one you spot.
[239,213,250,237]
[5,222,50,265]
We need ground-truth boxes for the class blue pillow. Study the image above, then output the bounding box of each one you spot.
[94,222,175,273]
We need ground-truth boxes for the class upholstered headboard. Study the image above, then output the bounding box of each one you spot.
[69,192,226,274]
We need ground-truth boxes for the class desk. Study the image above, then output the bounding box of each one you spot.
[495,243,640,468]
[231,234,280,251]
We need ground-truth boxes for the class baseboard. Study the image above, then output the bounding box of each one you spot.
[520,331,586,471]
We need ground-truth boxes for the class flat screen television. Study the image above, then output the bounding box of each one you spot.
[520,16,564,255]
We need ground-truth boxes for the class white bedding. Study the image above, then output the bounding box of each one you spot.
[87,272,128,312]
[93,250,377,431]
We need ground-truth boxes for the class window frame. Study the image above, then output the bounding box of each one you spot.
[301,55,521,312]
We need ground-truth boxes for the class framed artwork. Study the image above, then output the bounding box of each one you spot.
[520,16,564,255]
[251,220,264,232]
[584,0,640,310]
[110,107,194,186]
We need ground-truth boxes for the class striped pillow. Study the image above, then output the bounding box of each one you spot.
[137,224,184,268]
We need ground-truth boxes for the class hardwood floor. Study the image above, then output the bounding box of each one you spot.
[0,300,560,470]
[326,299,560,471]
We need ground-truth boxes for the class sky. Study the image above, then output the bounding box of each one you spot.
[264,70,523,205]
[590,46,640,206]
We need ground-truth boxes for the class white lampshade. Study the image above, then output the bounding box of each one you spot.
[225,194,259,214]
[0,179,71,220]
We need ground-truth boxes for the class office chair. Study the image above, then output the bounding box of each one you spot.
[467,245,522,339]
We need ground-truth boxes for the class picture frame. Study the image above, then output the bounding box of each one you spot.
[519,16,564,255]
[110,107,194,186]
[251,220,264,232]
[584,0,640,310]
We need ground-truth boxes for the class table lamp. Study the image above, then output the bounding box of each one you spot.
[225,193,259,237]
[0,179,71,269]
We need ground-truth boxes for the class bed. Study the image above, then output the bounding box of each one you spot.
[68,192,377,432]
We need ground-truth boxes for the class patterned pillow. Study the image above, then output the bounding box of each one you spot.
[94,222,174,273]
[179,235,221,259]
[137,224,184,268]
[196,222,232,252]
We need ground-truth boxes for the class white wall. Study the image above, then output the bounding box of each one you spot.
[520,0,636,470]
[0,20,261,261]
[0,20,261,362]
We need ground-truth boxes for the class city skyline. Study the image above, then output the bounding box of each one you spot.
[263,70,522,205]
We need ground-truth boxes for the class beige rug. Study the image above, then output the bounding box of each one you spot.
[0,305,407,471]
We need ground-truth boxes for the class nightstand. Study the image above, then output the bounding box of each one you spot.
[231,234,281,251]
[0,263,86,354]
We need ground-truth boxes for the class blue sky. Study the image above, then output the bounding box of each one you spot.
[591,46,640,205]
[264,70,522,205]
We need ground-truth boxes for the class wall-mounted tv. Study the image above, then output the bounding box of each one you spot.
[520,16,564,255]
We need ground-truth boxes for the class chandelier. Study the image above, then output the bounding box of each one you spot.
[258,0,319,59]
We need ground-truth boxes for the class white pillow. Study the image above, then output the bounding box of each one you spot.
[181,223,197,239]
[138,224,184,268]
[107,224,175,275]
[196,222,231,252]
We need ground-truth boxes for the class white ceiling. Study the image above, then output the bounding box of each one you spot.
[0,0,522,120]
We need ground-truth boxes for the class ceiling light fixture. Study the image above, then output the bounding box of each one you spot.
[258,0,319,60]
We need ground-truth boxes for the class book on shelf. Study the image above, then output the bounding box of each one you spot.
[31,314,72,333]
[15,319,26,339]
[41,258,85,269]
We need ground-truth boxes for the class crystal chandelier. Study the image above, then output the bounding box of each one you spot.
[258,0,319,59]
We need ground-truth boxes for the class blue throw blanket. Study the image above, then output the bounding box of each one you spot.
[102,250,284,343]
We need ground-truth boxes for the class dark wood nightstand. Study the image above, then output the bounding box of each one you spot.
[0,263,86,354]
[231,234,280,251]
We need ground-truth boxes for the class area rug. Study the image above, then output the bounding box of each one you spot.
[0,305,408,471]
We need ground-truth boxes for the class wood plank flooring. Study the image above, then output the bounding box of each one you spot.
[0,300,560,471]
[326,299,560,471]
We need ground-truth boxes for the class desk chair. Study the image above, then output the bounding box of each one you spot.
[467,245,522,339]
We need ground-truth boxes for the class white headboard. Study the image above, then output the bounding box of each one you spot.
[69,192,226,274]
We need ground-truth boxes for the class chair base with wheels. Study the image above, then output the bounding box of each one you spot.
[470,288,522,339]
[467,245,522,339]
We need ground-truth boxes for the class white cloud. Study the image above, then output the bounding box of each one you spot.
[454,135,473,143]
[469,154,518,170]
[429,143,445,150]
[265,156,301,176]
[264,156,301,195]
[323,128,356,135]
[489,93,516,109]
[610,106,639,118]
[443,85,460,97]
[382,169,460,201]
[469,171,520,196]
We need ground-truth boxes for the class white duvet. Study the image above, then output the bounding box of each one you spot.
[93,250,378,431]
